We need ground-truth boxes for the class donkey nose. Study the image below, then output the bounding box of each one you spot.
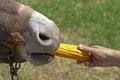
[37,21,60,52]
[38,33,52,45]
[39,34,50,41]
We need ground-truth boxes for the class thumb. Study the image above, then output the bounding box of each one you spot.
[79,44,100,57]
[79,44,94,53]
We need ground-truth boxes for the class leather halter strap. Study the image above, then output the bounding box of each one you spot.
[4,6,33,50]
[0,4,33,63]
[12,6,33,34]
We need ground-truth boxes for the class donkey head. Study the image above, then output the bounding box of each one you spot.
[23,11,60,66]
[0,0,60,66]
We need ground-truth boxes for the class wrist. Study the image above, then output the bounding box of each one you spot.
[111,50,120,67]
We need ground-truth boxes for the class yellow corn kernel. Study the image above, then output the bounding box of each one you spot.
[51,43,91,61]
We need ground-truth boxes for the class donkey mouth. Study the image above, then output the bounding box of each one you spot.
[28,53,54,66]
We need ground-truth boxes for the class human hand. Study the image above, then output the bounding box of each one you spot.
[77,45,120,67]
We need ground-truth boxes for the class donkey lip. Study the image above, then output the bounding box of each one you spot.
[31,53,54,58]
[32,53,53,56]
[28,53,54,66]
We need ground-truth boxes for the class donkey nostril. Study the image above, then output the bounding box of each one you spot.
[39,34,50,41]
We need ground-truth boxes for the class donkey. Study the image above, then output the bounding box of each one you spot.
[0,0,60,66]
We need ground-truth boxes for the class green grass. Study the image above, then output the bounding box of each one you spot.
[1,0,120,80]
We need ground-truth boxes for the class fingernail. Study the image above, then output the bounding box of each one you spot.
[79,44,83,49]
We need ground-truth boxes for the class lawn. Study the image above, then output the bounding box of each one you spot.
[0,0,120,80]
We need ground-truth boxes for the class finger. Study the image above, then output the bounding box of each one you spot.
[77,61,83,64]
[83,61,94,67]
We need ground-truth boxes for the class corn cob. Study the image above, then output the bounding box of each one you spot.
[51,43,91,61]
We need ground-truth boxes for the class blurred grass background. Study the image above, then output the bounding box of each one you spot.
[0,0,120,80]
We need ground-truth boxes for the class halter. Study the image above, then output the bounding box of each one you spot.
[0,0,33,80]
[0,6,33,62]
